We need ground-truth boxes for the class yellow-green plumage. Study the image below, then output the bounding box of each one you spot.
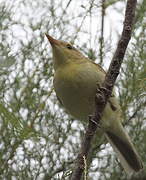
[46,34,143,175]
[54,59,122,126]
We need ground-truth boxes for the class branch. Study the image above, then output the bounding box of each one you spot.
[71,0,137,179]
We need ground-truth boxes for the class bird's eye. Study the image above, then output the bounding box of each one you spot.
[66,44,73,49]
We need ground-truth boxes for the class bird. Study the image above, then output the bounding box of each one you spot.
[45,34,143,175]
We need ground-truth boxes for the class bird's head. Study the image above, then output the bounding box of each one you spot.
[45,34,85,70]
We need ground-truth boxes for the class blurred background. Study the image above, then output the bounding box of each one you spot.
[0,0,145,179]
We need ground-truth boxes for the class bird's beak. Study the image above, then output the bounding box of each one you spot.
[45,34,60,46]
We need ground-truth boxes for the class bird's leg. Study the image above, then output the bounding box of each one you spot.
[96,83,117,111]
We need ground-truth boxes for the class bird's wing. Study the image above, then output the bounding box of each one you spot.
[91,60,107,75]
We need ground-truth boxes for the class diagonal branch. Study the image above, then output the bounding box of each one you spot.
[71,0,137,179]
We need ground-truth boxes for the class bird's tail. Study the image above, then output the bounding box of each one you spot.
[105,124,143,175]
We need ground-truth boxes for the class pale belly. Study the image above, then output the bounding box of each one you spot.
[55,75,97,120]
[54,62,122,127]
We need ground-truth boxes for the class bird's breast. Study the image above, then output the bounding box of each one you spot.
[54,62,101,120]
[53,62,122,127]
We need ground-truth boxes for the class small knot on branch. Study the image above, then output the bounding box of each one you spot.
[125,25,132,31]
[77,153,87,169]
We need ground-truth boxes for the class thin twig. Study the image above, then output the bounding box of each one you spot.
[99,0,105,65]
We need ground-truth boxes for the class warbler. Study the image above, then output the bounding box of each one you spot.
[45,34,143,174]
